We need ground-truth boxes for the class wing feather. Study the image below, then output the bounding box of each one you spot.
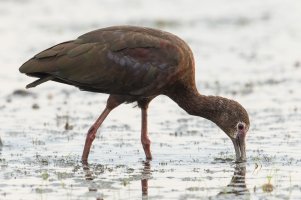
[20,27,183,96]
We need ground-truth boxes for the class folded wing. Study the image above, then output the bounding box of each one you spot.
[19,28,182,96]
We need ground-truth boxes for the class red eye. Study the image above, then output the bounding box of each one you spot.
[238,123,244,130]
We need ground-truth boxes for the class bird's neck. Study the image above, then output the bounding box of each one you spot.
[167,86,226,123]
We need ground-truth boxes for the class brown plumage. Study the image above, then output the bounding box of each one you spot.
[19,26,250,163]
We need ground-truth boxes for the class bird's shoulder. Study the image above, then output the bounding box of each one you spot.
[77,26,182,66]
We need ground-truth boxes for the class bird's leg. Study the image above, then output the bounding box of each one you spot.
[139,101,152,160]
[82,95,123,164]
[141,107,152,159]
[81,107,111,164]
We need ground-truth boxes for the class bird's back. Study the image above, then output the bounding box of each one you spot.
[20,26,195,97]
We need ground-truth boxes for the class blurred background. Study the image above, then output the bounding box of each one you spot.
[0,0,301,199]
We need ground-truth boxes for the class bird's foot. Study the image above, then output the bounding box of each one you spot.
[81,159,89,166]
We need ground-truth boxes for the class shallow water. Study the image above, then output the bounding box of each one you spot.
[1,0,301,199]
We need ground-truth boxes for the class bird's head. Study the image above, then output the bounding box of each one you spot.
[232,121,249,162]
[169,93,250,162]
[211,98,250,162]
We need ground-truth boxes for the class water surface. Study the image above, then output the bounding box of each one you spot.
[0,0,301,199]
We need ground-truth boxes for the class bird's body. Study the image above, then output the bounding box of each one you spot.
[20,26,194,100]
[20,26,250,163]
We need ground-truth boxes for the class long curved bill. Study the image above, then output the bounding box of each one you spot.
[232,136,246,162]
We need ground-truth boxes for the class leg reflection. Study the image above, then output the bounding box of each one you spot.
[82,162,94,180]
[141,160,151,196]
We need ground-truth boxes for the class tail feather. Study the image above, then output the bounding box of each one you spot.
[26,75,54,88]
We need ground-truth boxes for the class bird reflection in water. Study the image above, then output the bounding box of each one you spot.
[0,138,3,154]
[81,160,152,198]
[140,162,249,199]
[82,163,94,181]
[81,161,248,199]
[141,160,151,197]
[217,163,249,198]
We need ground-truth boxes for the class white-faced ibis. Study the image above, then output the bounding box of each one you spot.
[19,26,250,163]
